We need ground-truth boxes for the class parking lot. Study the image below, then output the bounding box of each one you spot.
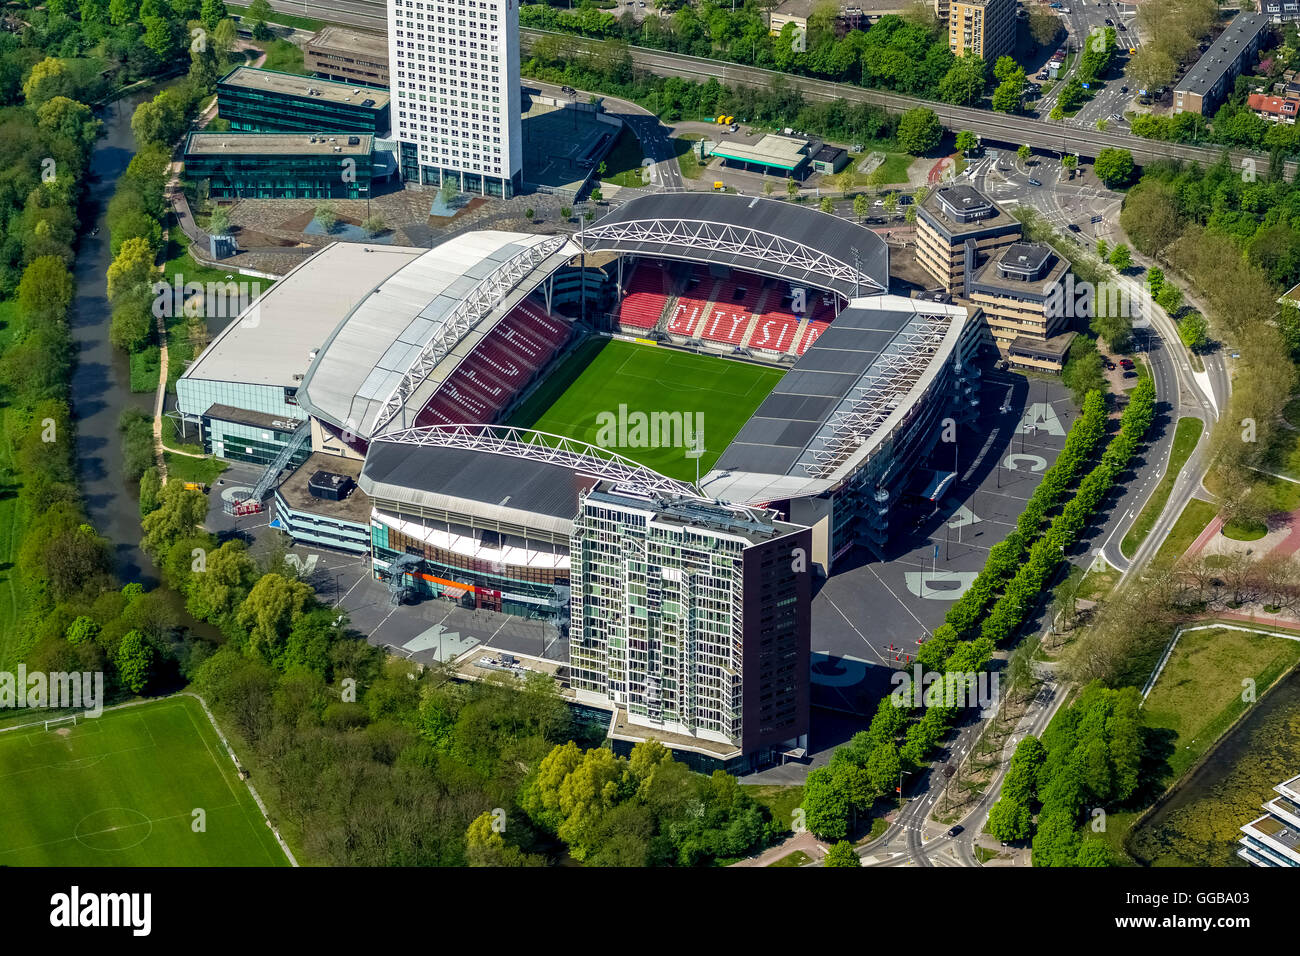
[809,371,1076,714]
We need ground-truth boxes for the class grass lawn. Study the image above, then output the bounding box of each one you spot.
[770,849,812,867]
[742,783,805,832]
[1141,625,1300,783]
[1152,497,1219,566]
[601,126,651,188]
[164,452,228,486]
[1222,517,1268,541]
[672,134,704,180]
[507,339,784,481]
[228,4,326,31]
[1120,416,1204,559]
[129,346,161,394]
[0,696,289,866]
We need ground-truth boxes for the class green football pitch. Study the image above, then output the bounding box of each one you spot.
[508,339,785,481]
[0,696,289,866]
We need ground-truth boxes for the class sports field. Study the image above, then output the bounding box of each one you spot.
[0,696,289,866]
[509,339,784,481]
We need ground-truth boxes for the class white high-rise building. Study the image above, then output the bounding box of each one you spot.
[388,0,522,197]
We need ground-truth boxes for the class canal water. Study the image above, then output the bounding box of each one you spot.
[1128,667,1300,867]
[70,82,182,587]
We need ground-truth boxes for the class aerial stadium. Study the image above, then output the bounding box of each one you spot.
[174,192,982,769]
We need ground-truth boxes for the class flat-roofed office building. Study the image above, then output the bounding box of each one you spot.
[306,25,390,87]
[915,184,1022,294]
[182,132,375,200]
[966,241,1076,371]
[216,67,391,136]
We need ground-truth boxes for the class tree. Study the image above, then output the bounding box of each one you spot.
[786,176,799,199]
[1062,154,1078,177]
[314,202,337,232]
[1178,312,1209,351]
[1017,143,1031,164]
[524,207,535,220]
[801,766,850,840]
[560,206,572,220]
[37,97,101,148]
[142,16,182,62]
[140,481,208,561]
[991,77,1023,114]
[819,195,834,213]
[1095,238,1109,261]
[18,256,75,321]
[208,207,230,237]
[1094,147,1135,187]
[1108,243,1132,270]
[993,55,1021,83]
[896,107,942,156]
[853,193,869,222]
[362,215,386,236]
[187,541,260,626]
[23,59,74,109]
[200,0,228,30]
[823,840,861,867]
[116,630,154,694]
[954,130,978,154]
[939,53,987,107]
[107,238,156,303]
[237,573,315,665]
[987,795,1034,842]
[883,192,899,218]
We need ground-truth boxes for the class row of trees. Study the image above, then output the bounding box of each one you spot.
[799,383,1156,840]
[987,683,1142,866]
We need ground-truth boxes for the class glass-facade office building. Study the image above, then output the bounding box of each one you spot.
[216,67,391,136]
[183,132,374,200]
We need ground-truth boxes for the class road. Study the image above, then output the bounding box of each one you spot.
[969,152,1226,577]
[258,0,1292,178]
[854,674,1065,868]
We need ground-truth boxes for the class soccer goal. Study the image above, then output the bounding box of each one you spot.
[44,715,77,731]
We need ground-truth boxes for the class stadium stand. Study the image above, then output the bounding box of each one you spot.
[617,261,673,332]
[413,298,572,427]
[700,275,760,347]
[667,268,717,337]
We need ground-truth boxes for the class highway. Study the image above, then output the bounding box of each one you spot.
[257,0,1292,177]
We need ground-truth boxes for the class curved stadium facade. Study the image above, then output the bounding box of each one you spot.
[175,193,981,770]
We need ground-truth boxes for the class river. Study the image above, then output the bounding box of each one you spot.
[1128,668,1300,867]
[70,82,183,587]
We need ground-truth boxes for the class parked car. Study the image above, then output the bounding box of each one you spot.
[1104,360,1116,370]
[1123,370,1138,379]
[1120,358,1135,369]
[1120,85,1128,93]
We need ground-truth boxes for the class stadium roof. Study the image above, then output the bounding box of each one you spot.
[700,294,970,504]
[297,231,579,439]
[179,243,424,393]
[582,193,888,299]
[359,438,598,538]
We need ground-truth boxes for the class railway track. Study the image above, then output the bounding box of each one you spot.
[258,0,1293,178]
